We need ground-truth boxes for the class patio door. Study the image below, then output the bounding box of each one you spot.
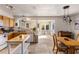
[37,20,55,35]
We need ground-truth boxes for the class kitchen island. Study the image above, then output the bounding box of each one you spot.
[7,34,31,54]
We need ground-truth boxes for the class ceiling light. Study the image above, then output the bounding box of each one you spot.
[63,5,72,23]
[5,4,14,10]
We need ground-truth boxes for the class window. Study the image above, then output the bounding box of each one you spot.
[37,24,39,28]
[15,23,18,26]
[42,25,45,30]
[26,23,29,28]
[46,24,49,30]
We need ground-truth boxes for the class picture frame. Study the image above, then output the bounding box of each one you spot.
[74,20,79,30]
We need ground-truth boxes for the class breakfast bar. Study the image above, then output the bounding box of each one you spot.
[7,34,31,54]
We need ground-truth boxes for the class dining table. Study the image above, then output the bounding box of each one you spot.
[57,37,79,54]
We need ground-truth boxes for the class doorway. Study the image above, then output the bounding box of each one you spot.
[37,20,55,36]
[27,19,55,37]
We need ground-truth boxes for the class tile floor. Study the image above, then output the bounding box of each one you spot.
[28,35,79,54]
[28,35,53,54]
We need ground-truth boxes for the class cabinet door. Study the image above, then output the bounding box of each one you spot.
[10,19,15,27]
[0,16,3,20]
[3,16,10,27]
[0,16,3,26]
[13,19,15,27]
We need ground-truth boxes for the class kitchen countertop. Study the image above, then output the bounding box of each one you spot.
[7,34,30,43]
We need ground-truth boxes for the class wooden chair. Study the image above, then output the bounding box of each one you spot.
[52,34,56,52]
[75,34,79,53]
[53,34,68,54]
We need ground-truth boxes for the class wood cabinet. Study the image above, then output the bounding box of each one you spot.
[0,16,3,26]
[0,15,15,27]
[0,16,3,20]
[10,19,15,27]
[3,16,10,27]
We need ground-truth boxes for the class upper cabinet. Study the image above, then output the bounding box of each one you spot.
[3,16,10,27]
[0,15,15,27]
[0,16,3,26]
[0,16,3,20]
[9,18,15,27]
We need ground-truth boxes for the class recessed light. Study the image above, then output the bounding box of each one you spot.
[26,17,31,21]
[5,4,14,9]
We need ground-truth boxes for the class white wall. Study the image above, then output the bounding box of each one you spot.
[15,16,76,34]
[0,6,13,18]
[54,14,79,38]
[15,16,73,32]
[53,17,73,33]
[70,14,79,38]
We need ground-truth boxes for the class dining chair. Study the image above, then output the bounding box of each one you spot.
[75,34,79,53]
[53,34,68,54]
[52,34,56,52]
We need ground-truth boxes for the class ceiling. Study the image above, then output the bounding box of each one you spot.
[0,4,79,16]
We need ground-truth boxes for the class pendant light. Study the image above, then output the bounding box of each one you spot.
[63,5,72,23]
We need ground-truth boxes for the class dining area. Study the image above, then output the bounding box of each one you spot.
[52,31,79,54]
